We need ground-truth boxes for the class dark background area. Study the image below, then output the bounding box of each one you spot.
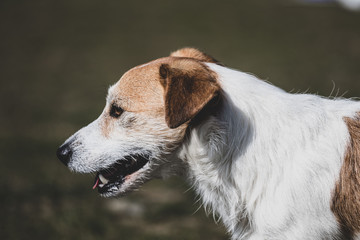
[1,0,360,239]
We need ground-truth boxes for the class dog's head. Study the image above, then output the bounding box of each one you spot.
[56,48,221,197]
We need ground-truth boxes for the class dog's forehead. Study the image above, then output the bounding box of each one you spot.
[108,58,170,113]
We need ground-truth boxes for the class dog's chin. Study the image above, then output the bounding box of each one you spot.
[92,154,151,197]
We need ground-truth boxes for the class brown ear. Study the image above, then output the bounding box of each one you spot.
[160,59,220,129]
[170,48,222,65]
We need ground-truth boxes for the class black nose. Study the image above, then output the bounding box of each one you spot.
[56,143,72,166]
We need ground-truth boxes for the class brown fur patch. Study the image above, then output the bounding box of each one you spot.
[101,59,168,137]
[160,58,220,128]
[103,54,220,137]
[331,113,360,238]
[170,47,222,65]
[110,59,168,115]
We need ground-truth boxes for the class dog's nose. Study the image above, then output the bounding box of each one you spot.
[56,143,72,166]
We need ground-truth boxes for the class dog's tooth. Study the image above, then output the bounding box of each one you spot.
[99,174,109,184]
[99,183,104,188]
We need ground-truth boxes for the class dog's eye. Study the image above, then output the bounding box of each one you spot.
[110,105,124,118]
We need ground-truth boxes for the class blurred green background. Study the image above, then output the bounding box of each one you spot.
[1,0,360,239]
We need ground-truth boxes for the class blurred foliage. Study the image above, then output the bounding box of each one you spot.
[0,0,359,239]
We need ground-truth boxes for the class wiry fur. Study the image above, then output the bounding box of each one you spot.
[58,49,360,239]
[179,63,360,239]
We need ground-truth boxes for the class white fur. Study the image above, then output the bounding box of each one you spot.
[63,86,187,196]
[178,63,360,239]
[62,62,360,239]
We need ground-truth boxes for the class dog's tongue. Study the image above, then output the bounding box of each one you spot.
[92,176,100,189]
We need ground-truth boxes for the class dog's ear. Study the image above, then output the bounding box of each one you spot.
[159,59,220,129]
[170,48,222,65]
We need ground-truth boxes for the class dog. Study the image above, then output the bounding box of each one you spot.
[57,48,360,240]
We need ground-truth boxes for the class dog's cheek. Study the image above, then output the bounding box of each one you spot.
[148,116,188,148]
[163,125,188,150]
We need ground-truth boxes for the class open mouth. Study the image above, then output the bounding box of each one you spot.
[92,154,149,195]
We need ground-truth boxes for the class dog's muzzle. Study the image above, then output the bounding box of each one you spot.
[56,143,72,166]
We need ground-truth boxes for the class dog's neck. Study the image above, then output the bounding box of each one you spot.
[177,76,294,238]
[178,93,254,238]
[177,64,285,238]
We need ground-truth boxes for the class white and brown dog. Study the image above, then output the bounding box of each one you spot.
[57,48,360,240]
